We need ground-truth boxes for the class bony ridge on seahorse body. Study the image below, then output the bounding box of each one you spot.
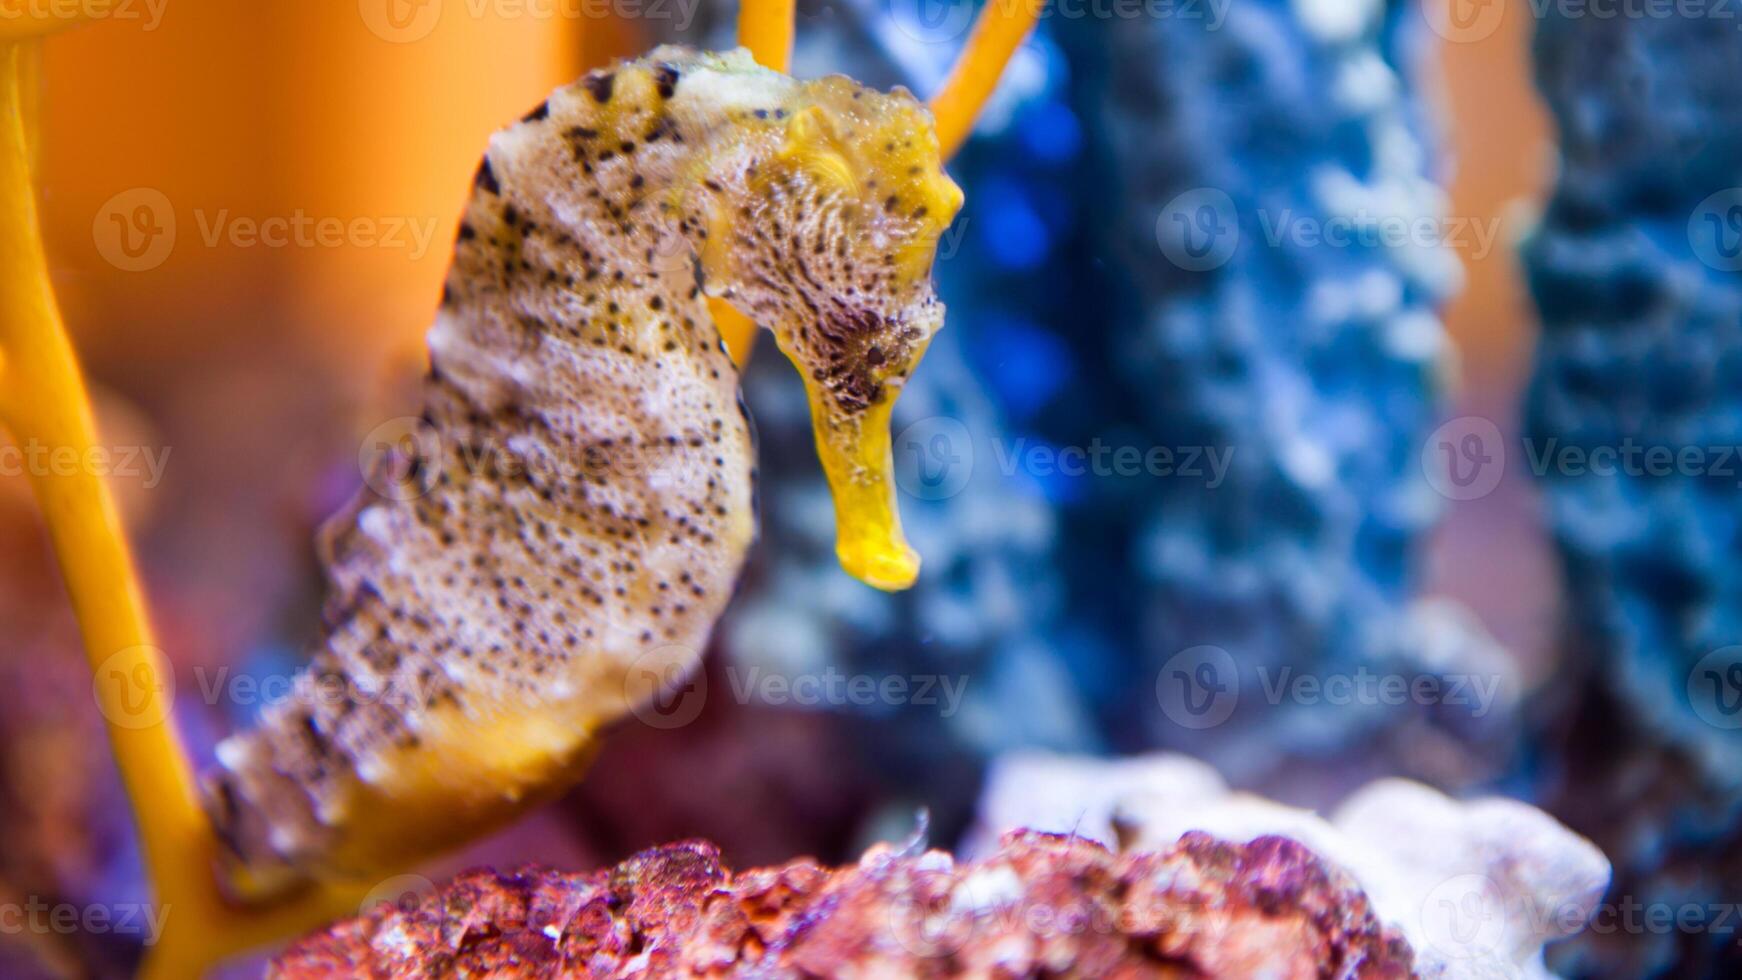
[200,46,962,890]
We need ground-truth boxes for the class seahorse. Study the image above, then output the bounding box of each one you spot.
[200,45,962,889]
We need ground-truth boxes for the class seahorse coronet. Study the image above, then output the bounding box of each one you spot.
[199,45,962,888]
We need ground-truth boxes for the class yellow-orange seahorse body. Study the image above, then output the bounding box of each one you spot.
[201,46,962,889]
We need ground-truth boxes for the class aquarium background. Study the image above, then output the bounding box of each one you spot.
[0,0,1736,976]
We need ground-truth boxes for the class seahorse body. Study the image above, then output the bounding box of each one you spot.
[202,46,962,887]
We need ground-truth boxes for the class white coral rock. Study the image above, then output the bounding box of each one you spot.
[968,751,1610,979]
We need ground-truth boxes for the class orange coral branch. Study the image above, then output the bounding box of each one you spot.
[0,38,199,890]
[737,0,796,74]
[713,299,760,366]
[1,38,364,980]
[0,34,210,969]
[928,0,1046,160]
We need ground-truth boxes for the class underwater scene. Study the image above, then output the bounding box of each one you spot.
[0,0,1738,976]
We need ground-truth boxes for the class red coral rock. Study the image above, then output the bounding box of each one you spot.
[273,831,1416,978]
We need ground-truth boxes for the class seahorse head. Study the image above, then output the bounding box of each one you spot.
[692,59,964,589]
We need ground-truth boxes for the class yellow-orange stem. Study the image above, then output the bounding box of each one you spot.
[0,36,200,901]
[736,0,795,75]
[1,39,363,979]
[928,0,1046,160]
[713,300,758,364]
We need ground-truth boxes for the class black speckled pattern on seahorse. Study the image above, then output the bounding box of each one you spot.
[201,46,962,885]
